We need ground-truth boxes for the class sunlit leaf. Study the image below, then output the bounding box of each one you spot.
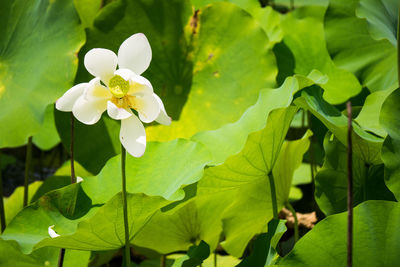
[0,0,84,148]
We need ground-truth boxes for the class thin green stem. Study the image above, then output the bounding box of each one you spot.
[347,101,353,267]
[160,255,166,267]
[285,201,299,243]
[70,114,76,183]
[121,145,131,267]
[0,151,6,233]
[397,7,399,87]
[23,137,33,207]
[268,172,278,220]
[58,114,76,267]
[214,252,217,267]
[290,0,294,10]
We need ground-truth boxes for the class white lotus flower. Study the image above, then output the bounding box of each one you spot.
[56,33,171,157]
[48,225,60,238]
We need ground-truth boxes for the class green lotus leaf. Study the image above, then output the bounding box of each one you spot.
[279,200,400,266]
[32,105,60,151]
[133,197,224,254]
[356,0,399,45]
[0,0,84,148]
[55,111,120,174]
[315,134,395,215]
[380,88,400,200]
[325,0,398,136]
[196,107,298,257]
[1,183,99,253]
[0,239,90,267]
[82,139,211,204]
[236,219,287,267]
[34,192,170,251]
[3,182,42,225]
[294,87,383,165]
[144,1,277,141]
[281,14,362,104]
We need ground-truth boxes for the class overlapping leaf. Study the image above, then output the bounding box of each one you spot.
[315,134,395,215]
[325,0,398,136]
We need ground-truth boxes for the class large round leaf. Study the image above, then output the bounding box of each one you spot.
[0,0,84,148]
[82,139,211,204]
[279,200,400,266]
[145,1,277,141]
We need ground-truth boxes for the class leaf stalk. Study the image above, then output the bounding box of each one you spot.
[23,136,33,207]
[121,144,131,267]
[268,172,278,220]
[346,101,353,267]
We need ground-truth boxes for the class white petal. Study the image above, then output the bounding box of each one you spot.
[131,92,160,123]
[128,73,153,93]
[107,101,132,120]
[153,93,171,125]
[84,78,112,101]
[114,68,135,81]
[72,95,107,125]
[76,176,84,183]
[56,83,87,112]
[118,33,152,75]
[84,48,118,85]
[120,115,146,157]
[48,225,60,238]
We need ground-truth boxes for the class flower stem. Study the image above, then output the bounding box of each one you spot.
[0,151,6,233]
[70,114,76,183]
[346,101,353,267]
[397,7,399,87]
[285,201,299,243]
[121,144,131,267]
[268,172,278,220]
[160,255,166,267]
[23,137,33,207]
[214,252,217,267]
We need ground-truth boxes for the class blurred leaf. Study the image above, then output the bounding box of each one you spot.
[279,200,400,266]
[73,0,102,28]
[281,14,361,104]
[3,181,42,224]
[357,0,399,46]
[0,0,84,148]
[82,139,211,204]
[171,241,210,267]
[315,134,395,215]
[236,219,286,267]
[55,111,120,174]
[0,239,90,267]
[274,130,312,203]
[197,107,297,257]
[295,87,383,165]
[53,160,92,178]
[145,1,277,141]
[380,88,400,200]
[32,105,60,151]
[325,0,398,136]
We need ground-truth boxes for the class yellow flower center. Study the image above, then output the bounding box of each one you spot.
[109,75,129,98]
[109,74,137,109]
